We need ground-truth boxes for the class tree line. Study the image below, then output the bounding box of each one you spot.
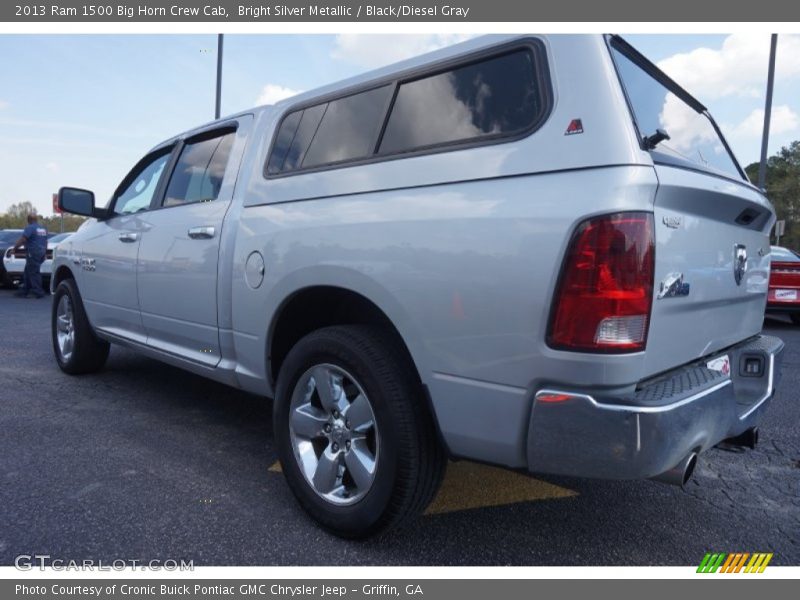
[0,201,87,233]
[745,140,800,251]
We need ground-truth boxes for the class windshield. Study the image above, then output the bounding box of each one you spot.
[0,230,22,244]
[610,41,744,181]
[49,233,71,244]
[771,247,800,262]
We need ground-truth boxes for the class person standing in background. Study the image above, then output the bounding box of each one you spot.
[13,214,48,299]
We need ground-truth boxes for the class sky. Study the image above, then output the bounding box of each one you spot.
[1,33,799,216]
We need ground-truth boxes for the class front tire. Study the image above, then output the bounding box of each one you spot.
[52,278,110,374]
[274,325,445,538]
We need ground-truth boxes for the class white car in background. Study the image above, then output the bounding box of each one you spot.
[3,232,73,288]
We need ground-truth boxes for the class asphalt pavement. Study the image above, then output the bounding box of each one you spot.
[0,289,798,566]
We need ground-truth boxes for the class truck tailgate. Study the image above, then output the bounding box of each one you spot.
[644,165,774,377]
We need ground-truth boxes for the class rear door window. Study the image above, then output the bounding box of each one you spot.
[162,131,236,207]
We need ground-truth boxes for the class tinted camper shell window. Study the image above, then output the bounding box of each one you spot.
[264,39,552,178]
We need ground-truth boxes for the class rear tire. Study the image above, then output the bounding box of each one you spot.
[791,314,800,326]
[52,278,110,374]
[274,325,446,538]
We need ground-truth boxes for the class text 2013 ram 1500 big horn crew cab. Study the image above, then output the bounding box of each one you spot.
[52,34,784,537]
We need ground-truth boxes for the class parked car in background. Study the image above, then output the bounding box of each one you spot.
[0,229,23,287]
[51,34,783,538]
[3,232,72,289]
[767,246,800,324]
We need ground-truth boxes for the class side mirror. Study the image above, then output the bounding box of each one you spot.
[58,187,98,217]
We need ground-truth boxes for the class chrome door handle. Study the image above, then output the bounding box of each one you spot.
[188,226,215,240]
[118,232,139,243]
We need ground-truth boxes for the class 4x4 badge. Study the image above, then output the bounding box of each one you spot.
[662,215,682,229]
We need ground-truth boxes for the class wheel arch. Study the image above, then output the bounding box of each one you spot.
[267,285,424,391]
[52,264,76,291]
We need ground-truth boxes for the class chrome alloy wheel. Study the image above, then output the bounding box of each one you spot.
[55,294,75,362]
[288,363,379,505]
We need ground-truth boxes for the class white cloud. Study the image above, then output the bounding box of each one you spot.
[726,105,800,139]
[659,92,719,154]
[44,161,60,173]
[0,100,9,110]
[256,84,302,106]
[657,34,800,100]
[332,34,475,69]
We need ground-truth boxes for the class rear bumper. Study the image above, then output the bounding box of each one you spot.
[526,335,784,480]
[766,286,800,312]
[766,303,800,314]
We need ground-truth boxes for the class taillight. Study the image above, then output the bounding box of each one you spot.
[547,212,655,353]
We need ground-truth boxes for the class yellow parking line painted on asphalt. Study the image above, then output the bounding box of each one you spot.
[425,461,577,515]
[267,460,577,514]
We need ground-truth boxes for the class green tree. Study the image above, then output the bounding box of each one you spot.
[0,203,87,233]
[4,201,37,224]
[745,140,800,250]
[1,201,43,229]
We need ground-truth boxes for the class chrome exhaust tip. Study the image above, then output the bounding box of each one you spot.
[651,452,697,488]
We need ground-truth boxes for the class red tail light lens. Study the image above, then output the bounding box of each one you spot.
[548,212,655,353]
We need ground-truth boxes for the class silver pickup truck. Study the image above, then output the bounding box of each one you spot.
[53,34,784,538]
